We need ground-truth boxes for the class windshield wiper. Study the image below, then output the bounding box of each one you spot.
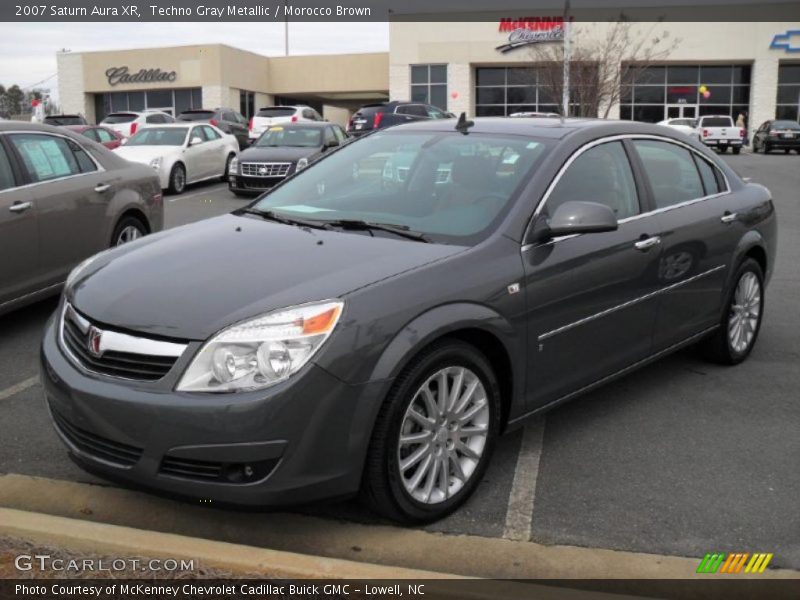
[240,208,330,231]
[323,219,430,243]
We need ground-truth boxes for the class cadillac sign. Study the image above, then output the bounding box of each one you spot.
[105,66,177,86]
[496,17,568,53]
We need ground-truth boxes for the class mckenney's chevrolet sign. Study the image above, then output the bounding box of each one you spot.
[495,17,569,53]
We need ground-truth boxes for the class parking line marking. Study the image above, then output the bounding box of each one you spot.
[503,418,546,542]
[0,376,39,402]
[168,184,229,202]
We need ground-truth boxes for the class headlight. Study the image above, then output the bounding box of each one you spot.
[229,156,238,174]
[296,157,308,171]
[149,157,162,170]
[176,300,343,393]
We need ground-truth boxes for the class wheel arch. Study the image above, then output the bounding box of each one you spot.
[368,303,524,432]
[110,208,151,244]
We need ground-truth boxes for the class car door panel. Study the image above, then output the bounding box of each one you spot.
[522,140,661,410]
[0,185,39,305]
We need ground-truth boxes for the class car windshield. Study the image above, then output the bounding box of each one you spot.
[256,126,322,147]
[772,121,800,130]
[102,113,137,124]
[251,131,550,243]
[126,127,188,146]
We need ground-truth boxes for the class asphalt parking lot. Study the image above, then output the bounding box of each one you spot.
[1,153,798,573]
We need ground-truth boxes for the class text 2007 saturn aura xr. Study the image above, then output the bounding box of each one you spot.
[41,117,776,523]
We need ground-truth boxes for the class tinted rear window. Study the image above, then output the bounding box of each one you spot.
[355,105,386,116]
[773,120,800,130]
[102,113,137,124]
[44,116,84,125]
[177,111,215,121]
[256,107,295,117]
[701,117,733,127]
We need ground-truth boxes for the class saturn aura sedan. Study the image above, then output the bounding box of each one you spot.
[41,117,776,523]
[114,124,239,194]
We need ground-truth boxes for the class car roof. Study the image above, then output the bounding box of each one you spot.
[45,114,83,118]
[261,121,330,129]
[381,116,697,140]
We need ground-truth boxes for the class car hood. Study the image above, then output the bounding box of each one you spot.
[69,214,464,341]
[239,146,320,163]
[114,145,180,164]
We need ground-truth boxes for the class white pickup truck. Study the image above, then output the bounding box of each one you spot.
[695,115,744,154]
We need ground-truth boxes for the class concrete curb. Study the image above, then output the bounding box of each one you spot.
[0,507,459,580]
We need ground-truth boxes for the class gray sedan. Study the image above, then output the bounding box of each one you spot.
[0,122,163,316]
[41,117,775,523]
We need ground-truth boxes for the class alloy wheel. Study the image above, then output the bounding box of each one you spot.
[728,271,761,354]
[397,366,489,505]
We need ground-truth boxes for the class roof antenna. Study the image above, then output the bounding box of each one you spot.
[455,112,474,135]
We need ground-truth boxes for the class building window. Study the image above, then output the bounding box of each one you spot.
[776,63,800,122]
[240,90,255,119]
[475,66,591,117]
[94,88,202,121]
[620,64,751,123]
[410,64,447,110]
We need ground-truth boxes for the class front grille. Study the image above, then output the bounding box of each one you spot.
[238,176,280,190]
[60,305,184,382]
[51,409,143,467]
[240,162,291,178]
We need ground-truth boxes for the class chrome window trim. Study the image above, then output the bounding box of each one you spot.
[522,133,732,250]
[59,302,187,381]
[0,130,106,196]
[537,264,726,342]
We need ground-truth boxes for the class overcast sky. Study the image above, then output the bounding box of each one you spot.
[0,22,389,99]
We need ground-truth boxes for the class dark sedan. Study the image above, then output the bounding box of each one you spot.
[227,122,347,196]
[1,122,163,316]
[752,119,800,154]
[41,117,775,523]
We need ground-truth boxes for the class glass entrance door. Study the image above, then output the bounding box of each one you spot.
[666,104,697,120]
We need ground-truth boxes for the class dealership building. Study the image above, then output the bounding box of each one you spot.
[58,20,800,133]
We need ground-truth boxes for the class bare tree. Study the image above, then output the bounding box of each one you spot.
[525,19,680,118]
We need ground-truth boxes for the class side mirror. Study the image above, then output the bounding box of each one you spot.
[189,136,203,146]
[530,201,618,243]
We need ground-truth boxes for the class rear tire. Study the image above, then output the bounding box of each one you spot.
[360,340,500,524]
[168,163,186,194]
[732,147,741,155]
[700,258,764,365]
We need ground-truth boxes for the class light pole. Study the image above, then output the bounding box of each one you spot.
[562,0,571,117]
[284,0,289,56]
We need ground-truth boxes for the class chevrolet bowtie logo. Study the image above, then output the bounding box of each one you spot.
[770,30,800,53]
[87,326,103,357]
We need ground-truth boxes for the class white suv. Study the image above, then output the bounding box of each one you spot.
[100,110,175,138]
[248,106,323,142]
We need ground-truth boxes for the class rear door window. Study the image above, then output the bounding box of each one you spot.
[693,155,724,195]
[0,143,16,191]
[8,134,82,183]
[201,125,221,140]
[95,128,115,143]
[633,140,706,208]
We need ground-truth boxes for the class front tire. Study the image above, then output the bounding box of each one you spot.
[360,340,500,523]
[701,258,764,365]
[168,163,186,194]
[222,153,235,181]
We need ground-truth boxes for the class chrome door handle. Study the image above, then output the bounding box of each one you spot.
[8,201,32,213]
[634,236,661,251]
[721,212,738,224]
[94,183,111,193]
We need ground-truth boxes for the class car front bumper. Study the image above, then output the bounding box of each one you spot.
[227,174,287,195]
[40,313,388,507]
